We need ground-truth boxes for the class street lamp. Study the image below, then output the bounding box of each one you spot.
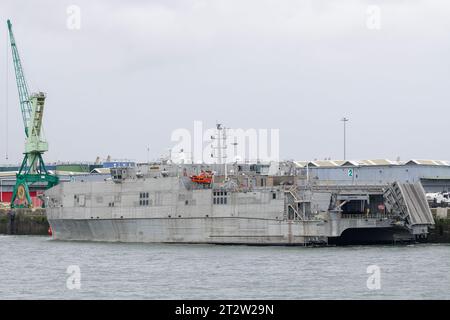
[341,117,349,160]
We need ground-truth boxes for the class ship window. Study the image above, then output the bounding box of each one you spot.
[139,192,150,206]
[75,194,86,207]
[213,190,228,205]
[272,192,276,199]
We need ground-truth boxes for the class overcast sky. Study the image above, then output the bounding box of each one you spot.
[0,0,449,164]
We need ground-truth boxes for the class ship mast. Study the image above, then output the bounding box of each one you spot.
[211,123,228,180]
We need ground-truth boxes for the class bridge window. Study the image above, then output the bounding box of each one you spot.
[111,169,123,180]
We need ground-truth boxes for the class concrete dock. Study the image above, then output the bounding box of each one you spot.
[428,208,450,243]
[0,208,49,235]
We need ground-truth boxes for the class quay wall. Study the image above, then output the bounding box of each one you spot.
[0,208,49,235]
[429,208,450,243]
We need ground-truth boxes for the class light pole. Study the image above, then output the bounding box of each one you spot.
[341,117,349,160]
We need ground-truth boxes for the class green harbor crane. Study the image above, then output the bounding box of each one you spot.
[7,19,58,208]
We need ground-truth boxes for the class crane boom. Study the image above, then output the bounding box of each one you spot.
[7,20,32,137]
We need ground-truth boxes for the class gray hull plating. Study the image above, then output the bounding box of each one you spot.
[49,217,327,244]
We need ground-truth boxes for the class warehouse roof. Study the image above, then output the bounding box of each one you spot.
[294,159,450,168]
[406,159,450,166]
[293,160,346,167]
[0,171,18,177]
[90,168,111,174]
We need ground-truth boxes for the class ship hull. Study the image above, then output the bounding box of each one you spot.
[44,168,434,246]
[48,217,325,245]
[48,215,415,245]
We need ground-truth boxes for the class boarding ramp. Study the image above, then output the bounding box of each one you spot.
[384,182,435,232]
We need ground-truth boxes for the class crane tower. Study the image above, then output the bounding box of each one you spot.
[7,20,58,208]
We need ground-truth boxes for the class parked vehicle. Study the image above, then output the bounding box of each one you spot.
[426,192,450,207]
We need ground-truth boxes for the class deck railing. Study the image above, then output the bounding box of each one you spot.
[341,213,394,220]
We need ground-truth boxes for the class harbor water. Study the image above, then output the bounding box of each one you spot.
[0,235,449,299]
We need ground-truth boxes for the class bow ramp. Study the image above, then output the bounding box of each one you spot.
[384,182,435,235]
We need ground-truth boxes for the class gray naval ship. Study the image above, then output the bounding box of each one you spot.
[45,161,435,245]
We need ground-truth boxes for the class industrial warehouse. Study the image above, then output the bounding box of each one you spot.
[293,159,450,192]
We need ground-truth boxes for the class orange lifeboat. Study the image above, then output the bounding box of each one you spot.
[190,171,213,184]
